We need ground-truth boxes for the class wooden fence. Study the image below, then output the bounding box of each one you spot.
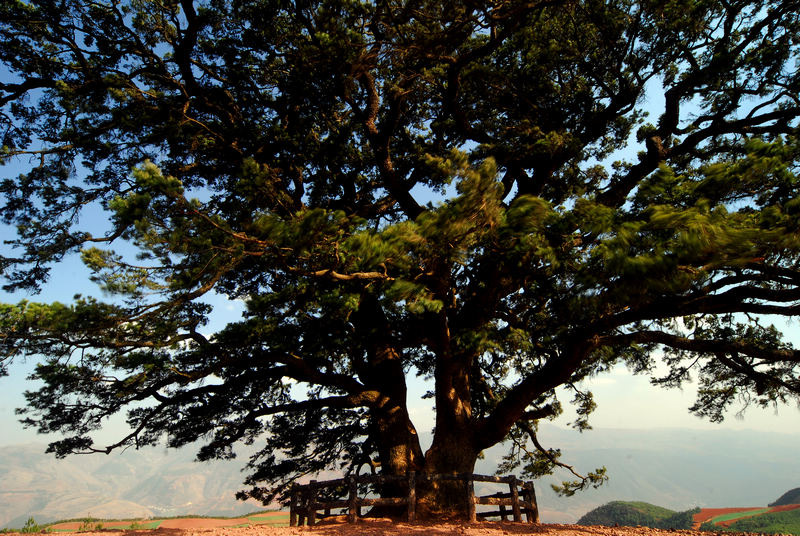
[289,473,539,526]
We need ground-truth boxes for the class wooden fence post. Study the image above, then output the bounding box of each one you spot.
[298,489,307,527]
[289,472,538,527]
[307,480,317,527]
[467,476,477,523]
[289,484,298,527]
[408,471,417,523]
[525,481,540,523]
[509,475,522,522]
[347,476,358,523]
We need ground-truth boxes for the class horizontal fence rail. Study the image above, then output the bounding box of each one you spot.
[289,472,539,526]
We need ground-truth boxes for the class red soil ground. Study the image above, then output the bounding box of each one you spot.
[49,512,288,531]
[715,504,800,528]
[39,506,800,536]
[692,504,800,529]
[692,507,763,528]
[156,519,252,529]
[766,504,800,513]
[12,521,770,536]
[49,522,140,531]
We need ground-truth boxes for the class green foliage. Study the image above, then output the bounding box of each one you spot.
[709,508,772,523]
[76,517,103,532]
[578,501,699,530]
[2,0,800,515]
[19,517,49,533]
[703,508,800,535]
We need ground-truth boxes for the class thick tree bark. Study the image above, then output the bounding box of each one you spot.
[414,311,481,518]
[353,294,425,488]
[367,366,426,517]
[368,358,425,477]
[416,429,480,519]
[354,301,590,519]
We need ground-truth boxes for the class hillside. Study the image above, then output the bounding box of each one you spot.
[479,425,800,523]
[579,499,800,535]
[576,501,698,529]
[698,506,800,535]
[0,443,266,529]
[717,508,800,534]
[770,488,800,507]
[3,426,800,528]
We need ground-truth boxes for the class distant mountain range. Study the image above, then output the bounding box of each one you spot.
[477,425,800,523]
[2,424,799,528]
[0,443,265,529]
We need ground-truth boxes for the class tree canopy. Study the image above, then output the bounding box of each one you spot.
[1,0,800,517]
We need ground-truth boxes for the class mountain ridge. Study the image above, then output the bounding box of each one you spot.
[770,488,800,507]
[576,501,698,529]
[3,425,800,528]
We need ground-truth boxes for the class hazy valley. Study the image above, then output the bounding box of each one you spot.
[2,425,799,529]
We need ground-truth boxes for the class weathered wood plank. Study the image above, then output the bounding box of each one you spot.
[467,477,476,523]
[408,471,416,523]
[289,486,298,527]
[347,477,358,523]
[313,500,350,509]
[475,496,514,506]
[510,476,522,523]
[290,472,534,525]
[358,497,408,506]
[524,480,540,523]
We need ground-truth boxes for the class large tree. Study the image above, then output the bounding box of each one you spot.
[1,0,800,517]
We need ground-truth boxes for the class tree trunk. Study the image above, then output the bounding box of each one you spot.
[416,312,480,519]
[416,430,480,519]
[360,344,425,507]
[353,293,424,516]
[356,302,485,519]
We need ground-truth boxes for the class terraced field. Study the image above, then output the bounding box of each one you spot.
[46,511,289,532]
[693,504,800,530]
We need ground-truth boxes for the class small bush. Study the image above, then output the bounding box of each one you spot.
[77,517,103,532]
[20,517,49,533]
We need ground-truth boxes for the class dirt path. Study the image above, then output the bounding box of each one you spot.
[27,522,777,536]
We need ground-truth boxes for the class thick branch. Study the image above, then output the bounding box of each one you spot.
[475,340,596,451]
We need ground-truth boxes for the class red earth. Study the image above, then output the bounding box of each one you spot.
[156,519,252,529]
[692,504,800,529]
[692,507,763,528]
[715,504,800,528]
[49,512,288,531]
[9,521,776,536]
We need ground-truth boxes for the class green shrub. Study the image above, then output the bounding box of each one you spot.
[76,517,103,532]
[656,507,701,530]
[19,517,49,533]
